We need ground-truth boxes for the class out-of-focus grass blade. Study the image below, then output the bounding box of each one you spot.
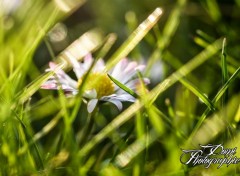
[234,105,240,123]
[148,38,222,104]
[114,129,158,168]
[146,0,186,74]
[107,74,138,98]
[17,63,65,104]
[146,106,164,135]
[0,3,59,92]
[205,0,221,22]
[33,111,62,142]
[56,29,103,68]
[185,93,240,150]
[196,30,215,43]
[179,78,215,111]
[13,111,44,170]
[194,36,209,48]
[158,0,186,50]
[96,33,117,59]
[79,156,96,176]
[137,72,165,135]
[125,11,142,59]
[77,39,222,158]
[105,7,163,70]
[221,38,229,105]
[16,29,103,104]
[214,67,239,104]
[53,0,86,14]
[101,165,125,176]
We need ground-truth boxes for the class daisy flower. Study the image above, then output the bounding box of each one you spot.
[41,54,150,113]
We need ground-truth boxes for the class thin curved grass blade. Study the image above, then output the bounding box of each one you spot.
[179,78,215,111]
[105,7,163,71]
[107,74,138,98]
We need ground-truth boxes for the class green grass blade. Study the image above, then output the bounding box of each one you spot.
[205,0,221,22]
[17,63,65,104]
[179,77,215,111]
[13,110,44,170]
[56,29,103,67]
[158,0,186,50]
[187,67,240,142]
[107,74,138,98]
[221,38,229,105]
[114,129,159,168]
[148,38,222,105]
[145,0,186,74]
[196,30,215,43]
[214,67,240,104]
[105,7,163,70]
[96,33,117,59]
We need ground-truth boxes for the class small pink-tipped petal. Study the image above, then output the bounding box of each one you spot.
[46,61,78,89]
[65,52,84,79]
[135,65,145,71]
[83,54,94,71]
[93,59,105,72]
[124,61,137,73]
[111,58,128,79]
[41,83,58,90]
[61,84,77,91]
[119,78,150,91]
[111,59,146,84]
[84,89,97,99]
[48,62,68,77]
[87,99,98,113]
[120,61,139,84]
[49,62,57,69]
[41,79,59,89]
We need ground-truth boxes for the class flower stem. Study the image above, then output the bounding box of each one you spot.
[77,110,96,147]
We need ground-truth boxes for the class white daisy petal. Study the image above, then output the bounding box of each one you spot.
[111,60,140,84]
[101,96,123,111]
[120,62,139,84]
[47,62,78,89]
[57,76,78,90]
[124,61,137,73]
[135,65,145,71]
[93,59,105,72]
[65,52,84,79]
[110,58,128,80]
[121,78,150,91]
[115,94,136,102]
[41,79,77,92]
[83,54,94,71]
[108,99,123,111]
[102,94,135,102]
[87,99,98,113]
[61,84,77,91]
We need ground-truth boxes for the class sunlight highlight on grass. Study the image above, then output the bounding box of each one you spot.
[105,7,163,71]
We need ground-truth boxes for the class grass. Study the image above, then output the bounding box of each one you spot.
[0,0,240,175]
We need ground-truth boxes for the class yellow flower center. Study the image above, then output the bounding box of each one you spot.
[78,73,114,98]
